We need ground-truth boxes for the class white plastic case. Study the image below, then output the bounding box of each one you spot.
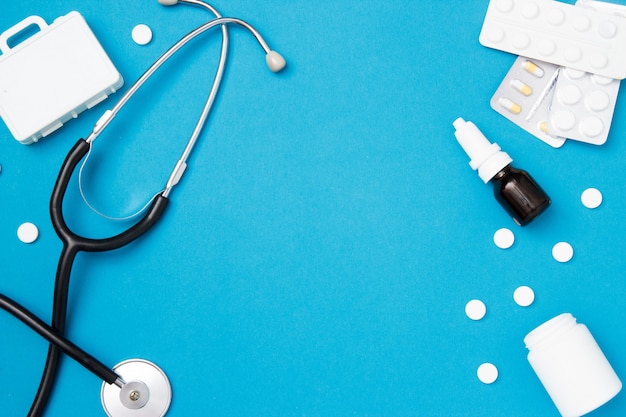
[0,12,123,145]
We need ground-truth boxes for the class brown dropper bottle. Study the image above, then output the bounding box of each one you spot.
[453,118,550,226]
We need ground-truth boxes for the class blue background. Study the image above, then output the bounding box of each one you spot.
[1,1,625,416]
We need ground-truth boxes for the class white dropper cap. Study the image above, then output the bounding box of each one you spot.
[453,117,513,183]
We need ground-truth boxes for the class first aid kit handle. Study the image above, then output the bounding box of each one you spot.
[0,15,48,54]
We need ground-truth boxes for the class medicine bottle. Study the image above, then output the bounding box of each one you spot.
[524,313,622,417]
[452,118,550,226]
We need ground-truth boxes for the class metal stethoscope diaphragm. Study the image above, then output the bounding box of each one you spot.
[101,359,172,417]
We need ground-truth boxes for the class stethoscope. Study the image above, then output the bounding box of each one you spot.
[0,1,286,416]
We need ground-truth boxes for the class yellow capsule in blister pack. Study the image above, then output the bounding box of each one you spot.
[510,79,532,96]
[498,98,522,114]
[491,56,566,148]
[523,60,545,77]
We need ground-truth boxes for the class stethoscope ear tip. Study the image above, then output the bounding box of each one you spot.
[157,0,178,6]
[101,359,172,417]
[266,50,286,73]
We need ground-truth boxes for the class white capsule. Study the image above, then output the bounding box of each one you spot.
[510,79,532,96]
[523,60,545,77]
[498,97,522,114]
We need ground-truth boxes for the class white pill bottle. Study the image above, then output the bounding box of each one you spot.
[524,313,622,417]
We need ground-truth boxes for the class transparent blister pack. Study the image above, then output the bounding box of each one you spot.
[490,56,566,148]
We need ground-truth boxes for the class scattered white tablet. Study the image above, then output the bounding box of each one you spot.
[17,222,39,243]
[581,187,603,209]
[493,227,515,249]
[132,24,153,46]
[552,242,574,263]
[513,285,535,307]
[477,362,499,384]
[465,299,487,321]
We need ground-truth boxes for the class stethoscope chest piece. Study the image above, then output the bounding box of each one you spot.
[101,359,172,417]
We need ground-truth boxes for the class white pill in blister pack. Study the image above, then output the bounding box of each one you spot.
[491,56,566,148]
[548,67,619,145]
[576,0,626,18]
[479,0,626,80]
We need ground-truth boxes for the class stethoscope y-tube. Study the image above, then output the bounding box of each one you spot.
[0,1,286,416]
[52,140,170,252]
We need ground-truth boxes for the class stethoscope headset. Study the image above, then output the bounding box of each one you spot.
[0,0,286,416]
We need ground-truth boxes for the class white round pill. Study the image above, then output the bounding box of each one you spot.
[572,15,591,32]
[564,68,586,80]
[581,188,602,209]
[563,46,582,63]
[590,53,608,70]
[551,110,576,131]
[496,0,514,13]
[132,24,153,46]
[521,2,539,19]
[17,222,39,244]
[546,9,565,26]
[477,363,499,384]
[586,90,610,112]
[558,85,582,105]
[465,299,487,321]
[513,285,535,307]
[552,242,574,263]
[512,33,530,50]
[486,26,505,43]
[598,21,617,39]
[493,228,515,249]
[580,116,604,138]
[591,74,614,86]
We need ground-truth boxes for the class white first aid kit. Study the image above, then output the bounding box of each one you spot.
[0,11,123,145]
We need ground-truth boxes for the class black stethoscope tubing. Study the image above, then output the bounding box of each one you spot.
[28,139,168,417]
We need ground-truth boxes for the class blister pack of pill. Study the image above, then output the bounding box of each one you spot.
[479,0,626,80]
[490,56,566,148]
[548,68,620,145]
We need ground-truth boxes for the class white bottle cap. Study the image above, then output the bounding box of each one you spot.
[453,118,513,183]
